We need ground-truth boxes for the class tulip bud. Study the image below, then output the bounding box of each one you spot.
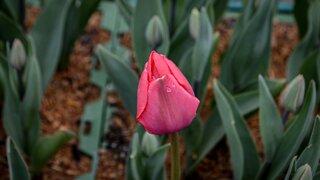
[136,51,200,135]
[141,132,159,156]
[145,15,164,49]
[10,39,26,70]
[292,164,312,180]
[280,75,305,112]
[189,8,200,40]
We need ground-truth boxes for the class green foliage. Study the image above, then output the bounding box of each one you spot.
[220,0,277,92]
[1,0,25,26]
[258,76,283,161]
[179,7,218,101]
[287,0,320,81]
[95,45,138,117]
[214,80,260,180]
[100,1,129,34]
[133,0,170,70]
[31,131,74,174]
[127,130,170,180]
[266,81,316,180]
[293,0,309,38]
[7,137,30,180]
[59,0,101,68]
[30,0,72,89]
[0,12,27,48]
[297,116,320,174]
[184,79,285,174]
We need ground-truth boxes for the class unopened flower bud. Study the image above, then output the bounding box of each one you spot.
[10,39,26,70]
[280,75,305,112]
[189,8,200,40]
[145,15,164,49]
[292,164,312,180]
[141,131,159,156]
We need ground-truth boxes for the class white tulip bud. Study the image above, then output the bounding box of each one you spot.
[10,39,26,70]
[141,131,159,157]
[189,8,200,40]
[145,15,164,49]
[280,75,305,112]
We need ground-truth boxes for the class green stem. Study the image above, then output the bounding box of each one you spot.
[170,133,180,180]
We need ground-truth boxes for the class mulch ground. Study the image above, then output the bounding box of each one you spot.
[0,7,298,180]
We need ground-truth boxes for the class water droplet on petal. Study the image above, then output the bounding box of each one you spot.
[166,87,172,92]
[172,84,176,88]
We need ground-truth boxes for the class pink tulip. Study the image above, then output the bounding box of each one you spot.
[137,51,200,135]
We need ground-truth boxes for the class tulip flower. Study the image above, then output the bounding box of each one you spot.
[137,51,199,180]
[136,51,200,135]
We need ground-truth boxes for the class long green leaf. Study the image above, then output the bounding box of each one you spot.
[266,81,316,180]
[30,0,72,89]
[22,47,42,153]
[2,0,23,24]
[287,0,320,80]
[146,144,170,180]
[185,79,285,174]
[2,62,25,153]
[214,80,260,180]
[220,0,277,92]
[7,137,30,180]
[0,12,28,48]
[132,0,169,70]
[95,45,138,117]
[293,0,309,38]
[297,116,320,174]
[59,0,100,67]
[31,131,74,174]
[285,156,298,180]
[258,75,283,161]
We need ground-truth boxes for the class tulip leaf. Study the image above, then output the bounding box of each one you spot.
[213,80,260,180]
[30,0,72,89]
[220,0,277,92]
[292,164,313,180]
[182,117,203,152]
[2,63,25,153]
[116,0,134,26]
[191,7,214,99]
[59,0,100,68]
[31,131,74,174]
[129,133,144,180]
[0,12,28,48]
[100,1,128,34]
[133,0,169,70]
[146,144,170,180]
[6,137,30,180]
[287,0,320,81]
[293,0,310,38]
[299,50,320,87]
[170,19,194,65]
[266,81,316,180]
[184,79,285,174]
[258,75,283,161]
[95,45,138,117]
[285,156,298,180]
[297,116,320,174]
[1,0,24,25]
[22,45,42,153]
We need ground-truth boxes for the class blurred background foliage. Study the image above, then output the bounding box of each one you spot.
[1,0,320,179]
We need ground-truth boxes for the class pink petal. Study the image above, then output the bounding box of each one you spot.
[148,51,171,79]
[137,74,200,134]
[165,59,195,96]
[137,69,149,118]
